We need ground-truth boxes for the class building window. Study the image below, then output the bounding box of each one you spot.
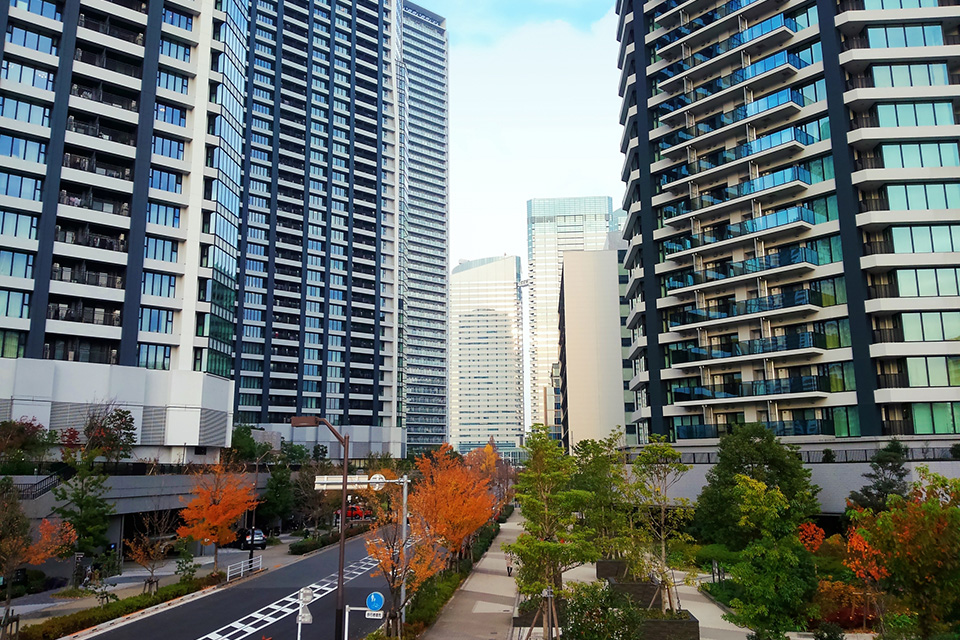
[138,343,171,369]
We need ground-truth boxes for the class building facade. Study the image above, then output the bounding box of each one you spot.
[527,196,624,437]
[232,0,402,458]
[617,0,960,447]
[0,0,245,460]
[558,248,633,451]
[449,256,524,463]
[399,2,448,454]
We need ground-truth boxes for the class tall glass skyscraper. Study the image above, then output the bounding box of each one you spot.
[233,0,402,457]
[618,0,960,446]
[450,256,524,463]
[0,0,244,460]
[398,2,448,454]
[527,196,624,435]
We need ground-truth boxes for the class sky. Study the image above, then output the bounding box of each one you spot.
[425,0,626,267]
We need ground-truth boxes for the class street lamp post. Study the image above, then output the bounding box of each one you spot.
[292,416,349,640]
[248,448,273,561]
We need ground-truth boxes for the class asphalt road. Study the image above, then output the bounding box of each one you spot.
[95,536,389,640]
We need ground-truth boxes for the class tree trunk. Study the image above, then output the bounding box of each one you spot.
[2,567,14,640]
[213,544,219,574]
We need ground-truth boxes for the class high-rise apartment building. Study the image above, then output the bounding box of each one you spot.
[450,256,524,463]
[0,0,245,460]
[398,2,448,454]
[618,0,960,445]
[232,0,402,457]
[527,196,624,436]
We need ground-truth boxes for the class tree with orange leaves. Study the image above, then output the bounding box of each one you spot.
[0,478,77,635]
[798,522,825,554]
[363,470,444,637]
[465,439,513,513]
[846,467,960,639]
[411,443,496,563]
[176,460,258,573]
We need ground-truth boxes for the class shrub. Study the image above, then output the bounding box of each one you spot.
[407,570,463,626]
[701,580,743,608]
[289,539,321,555]
[822,449,836,463]
[815,622,847,640]
[497,504,515,523]
[951,443,960,461]
[695,543,741,569]
[668,541,701,569]
[19,579,213,640]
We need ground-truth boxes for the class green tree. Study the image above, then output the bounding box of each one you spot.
[226,425,272,462]
[723,475,818,640]
[258,464,295,527]
[564,581,646,640]
[570,432,630,560]
[693,423,820,549]
[53,451,115,554]
[279,440,310,465]
[503,425,598,595]
[848,439,909,512]
[312,444,328,462]
[633,434,693,612]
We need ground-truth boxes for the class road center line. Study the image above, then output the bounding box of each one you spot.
[197,555,380,640]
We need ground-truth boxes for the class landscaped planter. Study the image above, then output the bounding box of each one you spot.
[608,576,662,610]
[596,559,628,579]
[640,610,700,640]
[512,598,567,628]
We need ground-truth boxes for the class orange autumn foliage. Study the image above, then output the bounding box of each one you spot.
[844,528,890,583]
[798,521,826,553]
[410,443,496,559]
[177,461,258,572]
[25,519,78,565]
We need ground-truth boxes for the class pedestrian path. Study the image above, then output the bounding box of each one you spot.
[420,510,522,640]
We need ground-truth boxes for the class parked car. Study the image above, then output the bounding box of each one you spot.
[236,528,267,550]
[335,505,373,520]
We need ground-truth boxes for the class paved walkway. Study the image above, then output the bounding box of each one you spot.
[420,510,522,640]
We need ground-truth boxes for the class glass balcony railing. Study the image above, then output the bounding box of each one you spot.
[657,88,811,155]
[672,375,832,402]
[671,331,828,364]
[46,305,122,327]
[665,206,822,254]
[686,52,808,106]
[667,288,824,327]
[691,128,816,175]
[690,166,812,212]
[655,0,765,50]
[62,153,133,180]
[666,247,819,290]
[675,419,834,439]
[687,15,800,69]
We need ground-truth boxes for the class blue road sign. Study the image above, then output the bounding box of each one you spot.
[366,591,385,612]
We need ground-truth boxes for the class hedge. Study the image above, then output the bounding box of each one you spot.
[20,575,221,640]
[497,504,515,523]
[288,523,372,555]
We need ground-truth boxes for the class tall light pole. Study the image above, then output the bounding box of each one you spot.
[248,447,273,561]
[292,416,349,640]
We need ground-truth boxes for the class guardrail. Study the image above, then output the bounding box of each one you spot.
[226,555,262,582]
[679,446,957,465]
[15,474,65,501]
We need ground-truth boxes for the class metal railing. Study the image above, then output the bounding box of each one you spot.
[226,555,262,582]
[680,445,957,465]
[14,474,63,500]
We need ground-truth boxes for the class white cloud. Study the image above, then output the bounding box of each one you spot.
[447,9,625,267]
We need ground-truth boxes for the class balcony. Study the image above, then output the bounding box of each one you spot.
[863,239,895,255]
[77,13,145,45]
[691,166,813,211]
[70,84,138,112]
[843,34,960,51]
[873,326,904,342]
[665,52,809,119]
[65,118,137,146]
[58,191,130,217]
[103,0,147,13]
[50,265,124,289]
[55,227,127,253]
[62,153,133,181]
[46,304,122,327]
[73,49,142,79]
[665,206,822,255]
[877,372,910,388]
[655,0,765,53]
[666,247,820,292]
[868,282,899,298]
[672,375,832,403]
[674,419,835,439]
[671,331,828,365]
[859,197,890,212]
[668,288,824,328]
[693,128,815,175]
[657,87,810,155]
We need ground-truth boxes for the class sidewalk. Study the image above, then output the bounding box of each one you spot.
[9,534,305,627]
[420,510,522,640]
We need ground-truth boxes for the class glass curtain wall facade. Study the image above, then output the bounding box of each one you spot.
[233,0,402,457]
[398,2,448,454]
[0,0,242,456]
[617,0,960,444]
[527,196,622,437]
[450,256,524,463]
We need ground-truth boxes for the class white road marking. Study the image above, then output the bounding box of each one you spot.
[196,555,380,640]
